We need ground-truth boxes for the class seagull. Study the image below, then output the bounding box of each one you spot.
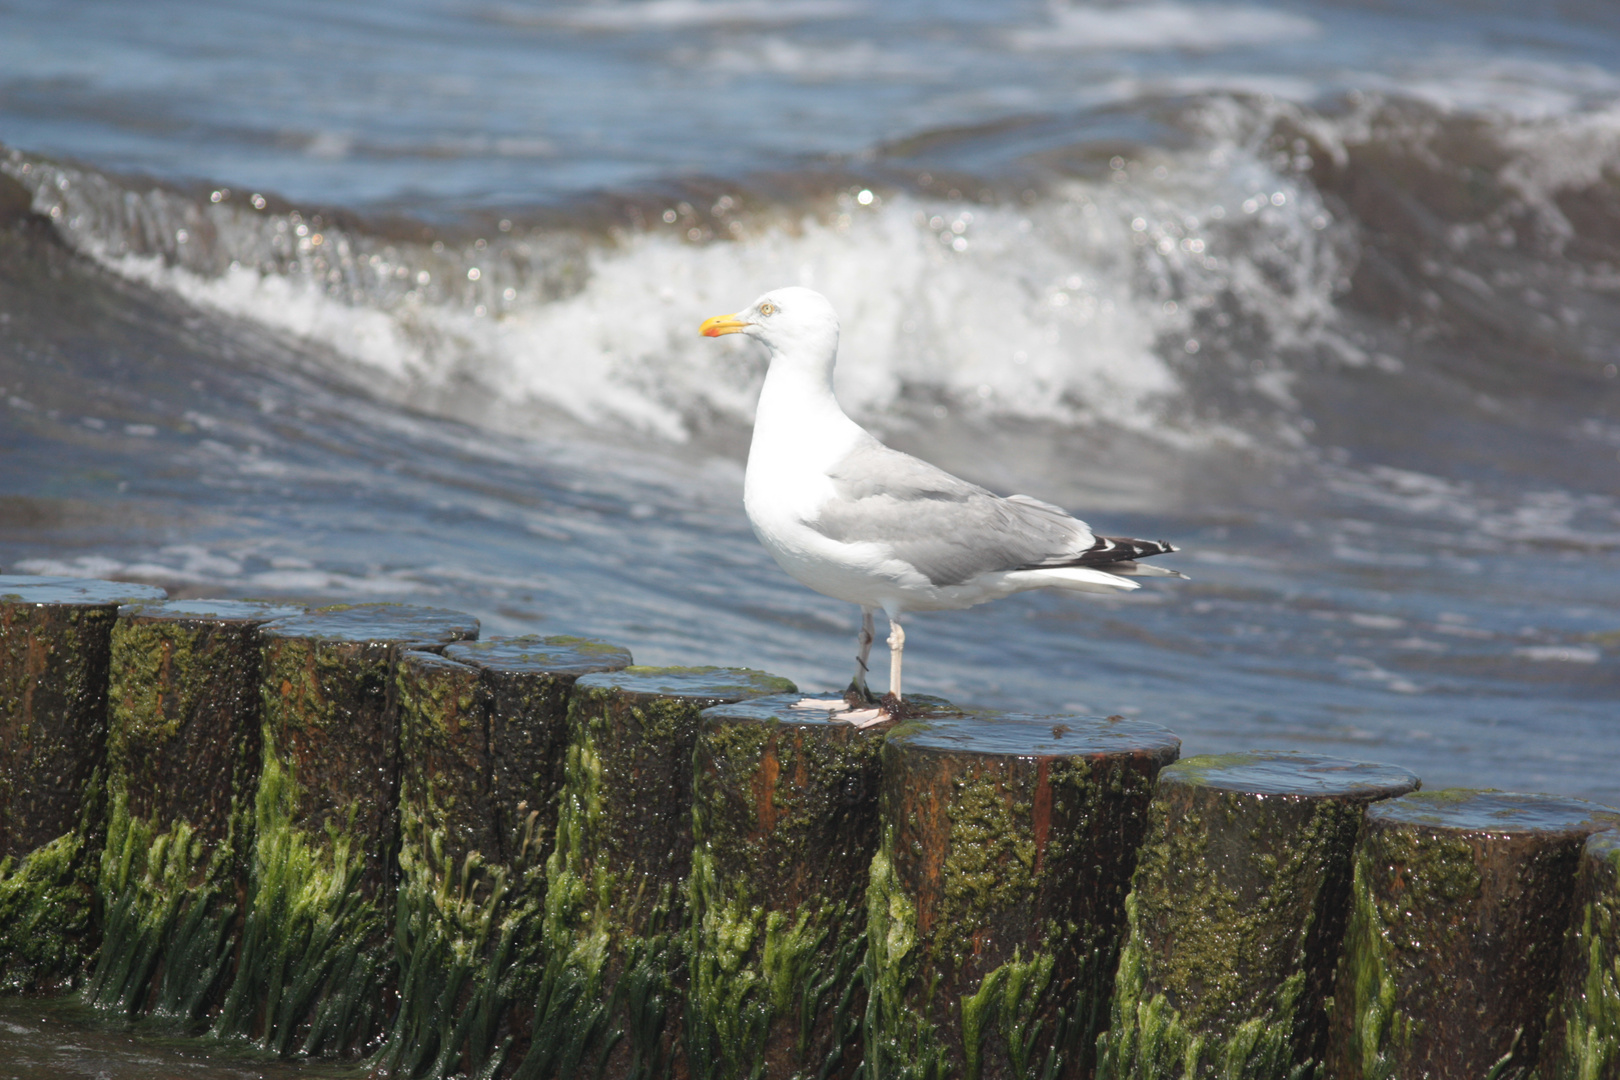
[701,286,1184,721]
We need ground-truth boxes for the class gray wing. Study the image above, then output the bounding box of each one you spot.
[808,438,1097,587]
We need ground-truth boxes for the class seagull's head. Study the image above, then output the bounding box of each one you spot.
[699,286,839,366]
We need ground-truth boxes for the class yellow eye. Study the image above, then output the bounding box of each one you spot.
[759,302,776,316]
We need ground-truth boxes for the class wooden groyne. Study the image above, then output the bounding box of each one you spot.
[1,573,1617,1079]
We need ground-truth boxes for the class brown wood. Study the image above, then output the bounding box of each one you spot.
[871,712,1180,1080]
[1327,790,1620,1079]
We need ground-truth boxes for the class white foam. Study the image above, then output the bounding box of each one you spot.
[1006,1,1318,53]
[530,0,859,30]
[696,36,933,80]
[6,119,1352,451]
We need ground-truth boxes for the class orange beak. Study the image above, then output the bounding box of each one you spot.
[700,312,749,337]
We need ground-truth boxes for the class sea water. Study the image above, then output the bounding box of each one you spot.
[0,2,1618,1062]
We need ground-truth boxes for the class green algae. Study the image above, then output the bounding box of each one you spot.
[380,652,545,1080]
[863,842,947,1080]
[213,739,388,1056]
[382,803,525,1080]
[0,599,119,990]
[85,789,236,1021]
[1096,900,1310,1080]
[869,718,1174,1080]
[1540,838,1620,1080]
[0,825,93,992]
[518,685,691,1079]
[686,705,887,1080]
[1332,824,1478,1077]
[1097,755,1417,1080]
[88,612,271,1024]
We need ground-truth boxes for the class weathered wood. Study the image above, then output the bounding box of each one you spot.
[445,635,636,873]
[528,666,795,1080]
[1328,790,1620,1079]
[687,694,954,1080]
[869,713,1180,1080]
[1544,830,1620,1080]
[386,635,632,1080]
[1096,750,1418,1079]
[0,575,166,992]
[90,598,303,1022]
[216,602,478,1057]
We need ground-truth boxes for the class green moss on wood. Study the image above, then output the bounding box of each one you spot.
[90,610,272,1023]
[519,670,789,1078]
[1097,899,1310,1080]
[686,703,886,1080]
[864,842,948,1080]
[0,826,93,992]
[869,718,1174,1080]
[86,788,236,1022]
[1540,836,1620,1080]
[213,736,388,1056]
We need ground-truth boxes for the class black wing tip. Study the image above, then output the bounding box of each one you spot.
[1068,535,1180,567]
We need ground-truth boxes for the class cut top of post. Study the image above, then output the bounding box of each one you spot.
[262,602,480,645]
[118,598,305,623]
[0,575,167,606]
[1159,750,1419,800]
[1369,789,1620,835]
[573,665,796,706]
[890,711,1181,762]
[445,634,632,675]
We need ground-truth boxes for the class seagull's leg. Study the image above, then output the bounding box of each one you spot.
[846,606,878,707]
[880,615,906,714]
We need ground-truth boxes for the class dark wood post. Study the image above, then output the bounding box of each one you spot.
[868,713,1180,1080]
[524,667,795,1080]
[1096,750,1418,1079]
[216,603,477,1057]
[387,636,632,1080]
[0,575,166,991]
[90,598,303,1023]
[1328,790,1620,1078]
[687,694,956,1080]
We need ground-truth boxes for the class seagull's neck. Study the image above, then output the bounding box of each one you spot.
[747,344,867,481]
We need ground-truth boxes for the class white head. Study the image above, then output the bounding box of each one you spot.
[699,286,840,370]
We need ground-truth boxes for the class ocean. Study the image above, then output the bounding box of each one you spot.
[1,0,1619,1033]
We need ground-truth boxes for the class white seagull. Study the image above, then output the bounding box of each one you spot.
[701,286,1184,721]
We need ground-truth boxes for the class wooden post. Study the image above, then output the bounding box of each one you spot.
[868,713,1180,1080]
[1096,750,1418,1078]
[527,666,795,1080]
[386,635,632,1080]
[687,694,957,1080]
[216,603,478,1057]
[90,598,303,1022]
[1328,790,1620,1078]
[0,575,166,991]
[1544,829,1620,1078]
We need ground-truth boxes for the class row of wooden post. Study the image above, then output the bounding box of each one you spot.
[1,574,1618,1079]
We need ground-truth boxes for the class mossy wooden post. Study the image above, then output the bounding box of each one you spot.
[91,598,303,1023]
[526,666,795,1080]
[1328,790,1620,1079]
[217,603,478,1057]
[1096,751,1418,1079]
[1544,830,1620,1079]
[868,713,1180,1080]
[687,694,956,1080]
[0,575,167,991]
[387,636,632,1080]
